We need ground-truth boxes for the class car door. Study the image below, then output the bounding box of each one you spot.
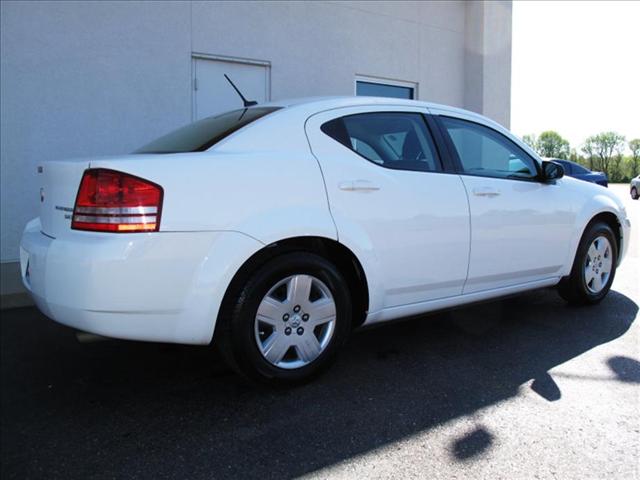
[305,107,470,310]
[435,113,577,294]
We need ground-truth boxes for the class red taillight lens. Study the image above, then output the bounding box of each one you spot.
[71,169,163,233]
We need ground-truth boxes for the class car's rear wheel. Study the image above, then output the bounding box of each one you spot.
[631,186,639,200]
[558,221,617,305]
[218,252,351,385]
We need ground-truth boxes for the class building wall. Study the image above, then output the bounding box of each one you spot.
[0,0,512,301]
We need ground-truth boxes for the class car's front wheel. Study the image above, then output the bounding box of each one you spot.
[558,221,617,305]
[218,252,351,385]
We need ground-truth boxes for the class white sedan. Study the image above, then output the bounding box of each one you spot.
[20,97,631,384]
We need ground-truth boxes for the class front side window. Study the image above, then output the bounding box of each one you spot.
[136,107,280,154]
[321,112,440,172]
[440,117,539,180]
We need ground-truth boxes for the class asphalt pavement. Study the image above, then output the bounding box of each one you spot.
[1,184,638,479]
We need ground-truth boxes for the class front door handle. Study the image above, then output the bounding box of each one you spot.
[338,180,380,192]
[472,187,501,197]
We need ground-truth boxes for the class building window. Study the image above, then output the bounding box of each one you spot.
[355,77,416,99]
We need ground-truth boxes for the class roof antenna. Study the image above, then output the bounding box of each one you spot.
[224,74,258,107]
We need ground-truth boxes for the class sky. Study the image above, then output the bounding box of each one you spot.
[511,1,640,153]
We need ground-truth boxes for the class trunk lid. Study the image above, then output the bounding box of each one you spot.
[39,159,90,238]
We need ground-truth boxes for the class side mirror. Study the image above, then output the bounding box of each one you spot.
[542,161,564,182]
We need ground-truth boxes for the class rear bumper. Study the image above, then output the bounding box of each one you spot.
[19,218,263,344]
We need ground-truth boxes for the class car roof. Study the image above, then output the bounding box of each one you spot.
[214,96,542,163]
[260,96,478,118]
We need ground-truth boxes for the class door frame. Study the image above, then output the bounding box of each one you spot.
[191,53,271,121]
[429,113,545,182]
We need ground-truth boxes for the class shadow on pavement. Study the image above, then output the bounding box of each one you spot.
[607,355,640,383]
[1,288,637,479]
[451,427,494,461]
[530,372,562,401]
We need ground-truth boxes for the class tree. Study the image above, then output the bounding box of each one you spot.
[569,148,579,163]
[629,138,640,177]
[581,141,595,170]
[536,131,570,159]
[522,134,537,149]
[582,132,626,178]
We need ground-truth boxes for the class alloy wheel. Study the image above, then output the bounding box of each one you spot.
[254,274,337,369]
[584,236,613,294]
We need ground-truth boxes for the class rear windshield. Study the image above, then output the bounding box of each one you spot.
[135,107,280,154]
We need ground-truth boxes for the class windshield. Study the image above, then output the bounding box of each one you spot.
[135,107,281,154]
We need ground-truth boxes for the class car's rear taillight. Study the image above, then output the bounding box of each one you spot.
[71,169,163,233]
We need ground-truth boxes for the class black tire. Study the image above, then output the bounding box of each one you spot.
[631,186,639,200]
[558,221,617,305]
[218,252,352,385]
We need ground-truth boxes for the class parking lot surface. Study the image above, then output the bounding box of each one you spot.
[1,184,638,480]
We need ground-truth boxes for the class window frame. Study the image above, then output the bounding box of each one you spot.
[354,75,417,100]
[434,115,543,182]
[320,111,445,174]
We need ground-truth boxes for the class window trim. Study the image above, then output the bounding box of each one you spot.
[354,75,417,100]
[423,114,458,173]
[434,115,544,182]
[320,111,444,174]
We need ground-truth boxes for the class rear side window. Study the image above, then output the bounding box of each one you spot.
[135,107,280,154]
[321,112,441,172]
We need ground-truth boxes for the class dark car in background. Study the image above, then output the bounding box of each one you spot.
[550,159,608,187]
[631,175,640,199]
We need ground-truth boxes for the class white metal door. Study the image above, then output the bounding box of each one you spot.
[459,175,575,293]
[192,56,269,120]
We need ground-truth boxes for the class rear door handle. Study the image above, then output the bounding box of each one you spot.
[338,180,380,192]
[472,187,501,197]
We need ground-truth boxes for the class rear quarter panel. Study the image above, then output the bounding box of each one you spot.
[88,151,337,245]
[48,111,339,344]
